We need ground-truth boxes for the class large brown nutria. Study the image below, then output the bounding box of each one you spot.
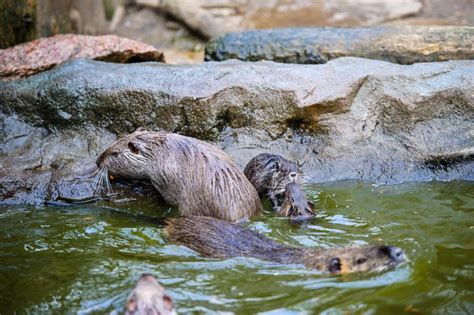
[280,182,315,222]
[96,130,262,222]
[125,274,175,315]
[164,216,406,274]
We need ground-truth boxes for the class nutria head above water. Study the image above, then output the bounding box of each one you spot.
[125,274,175,315]
[96,131,152,180]
[303,244,406,274]
[244,153,307,218]
[96,130,262,222]
[244,153,304,197]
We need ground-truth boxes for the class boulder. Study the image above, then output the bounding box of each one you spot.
[0,34,164,81]
[205,26,474,64]
[1,58,473,204]
[133,0,423,39]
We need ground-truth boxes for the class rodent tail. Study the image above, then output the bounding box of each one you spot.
[163,216,304,264]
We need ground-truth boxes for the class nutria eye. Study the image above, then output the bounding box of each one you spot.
[275,162,280,172]
[128,142,140,155]
[329,257,341,272]
[356,258,367,265]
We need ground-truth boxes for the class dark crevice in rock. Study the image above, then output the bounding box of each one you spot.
[425,148,474,172]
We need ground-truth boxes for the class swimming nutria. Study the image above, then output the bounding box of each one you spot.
[125,274,175,315]
[96,130,262,222]
[164,216,406,274]
[280,182,315,222]
[244,153,305,209]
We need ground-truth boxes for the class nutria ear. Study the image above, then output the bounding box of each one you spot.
[163,295,173,312]
[297,159,306,168]
[126,295,137,313]
[275,161,281,171]
[128,141,141,155]
[328,257,341,273]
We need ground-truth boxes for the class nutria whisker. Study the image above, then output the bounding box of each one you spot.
[91,167,103,194]
[92,166,113,195]
[91,169,101,193]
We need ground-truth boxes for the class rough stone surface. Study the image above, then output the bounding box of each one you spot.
[241,0,423,29]
[0,34,165,81]
[205,26,474,64]
[130,0,423,40]
[1,58,473,204]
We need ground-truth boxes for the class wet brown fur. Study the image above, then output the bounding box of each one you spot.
[244,153,304,210]
[280,182,315,221]
[97,130,262,222]
[164,216,406,274]
[125,274,175,315]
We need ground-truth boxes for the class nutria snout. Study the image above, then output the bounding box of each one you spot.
[95,130,262,222]
[279,182,315,222]
[383,245,406,264]
[125,274,175,315]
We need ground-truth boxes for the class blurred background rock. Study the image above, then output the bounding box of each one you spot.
[1,0,473,64]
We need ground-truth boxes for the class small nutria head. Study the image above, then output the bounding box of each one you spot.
[96,130,156,180]
[125,274,175,315]
[270,156,304,195]
[244,153,304,196]
[308,245,406,274]
[279,182,314,222]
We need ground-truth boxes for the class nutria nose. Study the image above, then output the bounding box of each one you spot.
[387,246,406,263]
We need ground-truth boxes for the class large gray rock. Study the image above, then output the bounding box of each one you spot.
[1,58,473,204]
[205,26,474,64]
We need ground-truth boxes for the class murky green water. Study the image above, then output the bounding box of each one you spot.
[1,181,473,314]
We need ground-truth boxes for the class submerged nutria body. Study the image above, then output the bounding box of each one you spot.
[165,216,406,274]
[96,130,262,222]
[125,274,175,315]
[280,182,314,222]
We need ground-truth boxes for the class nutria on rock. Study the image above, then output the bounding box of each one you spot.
[280,182,315,222]
[96,130,262,222]
[164,216,406,274]
[125,274,175,315]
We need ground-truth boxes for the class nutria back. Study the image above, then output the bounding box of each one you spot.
[164,216,406,274]
[97,131,262,222]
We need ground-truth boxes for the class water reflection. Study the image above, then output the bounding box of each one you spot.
[0,181,473,314]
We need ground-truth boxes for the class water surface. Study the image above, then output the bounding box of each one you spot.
[0,181,473,314]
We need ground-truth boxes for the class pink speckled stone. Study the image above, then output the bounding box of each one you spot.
[0,34,164,81]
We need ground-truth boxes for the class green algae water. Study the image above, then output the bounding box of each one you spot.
[0,181,473,314]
